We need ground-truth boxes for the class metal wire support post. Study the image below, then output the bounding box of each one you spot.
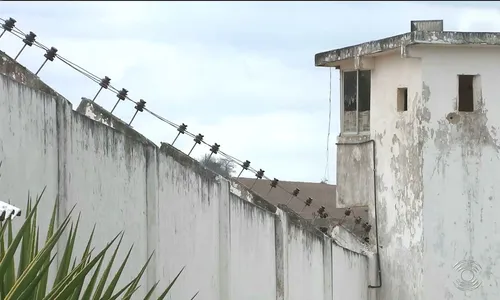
[267,178,279,195]
[0,18,16,40]
[344,208,352,217]
[237,160,251,178]
[313,206,326,221]
[15,31,36,61]
[286,188,300,205]
[188,134,204,156]
[92,76,111,102]
[232,160,250,178]
[172,123,187,146]
[111,88,128,113]
[128,99,146,126]
[362,222,372,233]
[299,197,313,213]
[249,169,265,190]
[348,214,362,231]
[207,143,220,160]
[362,222,372,242]
[35,47,57,75]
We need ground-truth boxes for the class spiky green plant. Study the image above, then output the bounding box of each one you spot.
[0,188,197,300]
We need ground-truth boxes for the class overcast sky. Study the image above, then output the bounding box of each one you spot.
[1,1,500,183]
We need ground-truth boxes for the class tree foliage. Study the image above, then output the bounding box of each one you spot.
[199,154,236,179]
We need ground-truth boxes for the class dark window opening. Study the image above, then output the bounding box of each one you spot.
[358,70,371,132]
[458,75,475,112]
[343,71,357,112]
[358,70,371,112]
[343,71,358,133]
[342,70,371,133]
[397,88,408,112]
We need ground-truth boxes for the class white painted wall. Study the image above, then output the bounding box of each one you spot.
[286,222,325,300]
[420,45,500,300]
[66,112,150,293]
[337,52,424,300]
[370,52,424,300]
[336,44,500,300]
[0,69,369,300]
[0,78,59,242]
[333,246,369,300]
[228,194,277,300]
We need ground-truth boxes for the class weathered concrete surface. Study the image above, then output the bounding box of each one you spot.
[333,246,369,300]
[228,194,277,300]
[325,37,500,300]
[370,53,424,300]
[65,110,151,292]
[315,30,500,67]
[0,50,370,299]
[327,50,425,300]
[336,135,374,208]
[0,72,60,241]
[419,45,500,300]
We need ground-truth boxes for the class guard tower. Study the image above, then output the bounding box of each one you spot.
[315,20,500,300]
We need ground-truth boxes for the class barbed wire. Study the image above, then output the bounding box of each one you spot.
[0,17,372,242]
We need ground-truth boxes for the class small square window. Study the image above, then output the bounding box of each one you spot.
[397,88,408,112]
[458,75,478,112]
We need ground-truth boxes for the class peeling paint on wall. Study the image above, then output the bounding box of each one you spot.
[331,42,500,300]
[420,46,500,300]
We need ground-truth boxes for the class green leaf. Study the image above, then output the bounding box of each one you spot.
[0,188,46,273]
[54,212,80,286]
[122,251,155,300]
[157,267,185,300]
[44,250,94,300]
[101,244,134,299]
[0,221,7,299]
[3,208,73,300]
[0,188,190,300]
[119,284,141,300]
[108,278,137,300]
[142,281,159,300]
[48,233,118,300]
[48,237,119,300]
[79,255,105,300]
[32,227,40,261]
[16,253,57,300]
[72,225,98,300]
[4,214,16,294]
[189,291,200,300]
[0,190,45,297]
[91,232,124,300]
[17,196,34,276]
[35,194,60,299]
[81,224,96,265]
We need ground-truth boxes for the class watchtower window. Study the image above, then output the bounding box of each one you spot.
[342,70,371,133]
[458,75,478,112]
[397,88,408,112]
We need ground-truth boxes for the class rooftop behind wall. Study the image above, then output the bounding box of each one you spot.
[0,50,371,299]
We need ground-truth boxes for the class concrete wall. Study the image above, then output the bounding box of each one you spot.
[336,52,424,300]
[370,53,424,300]
[336,45,500,300]
[0,53,370,300]
[420,45,500,300]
